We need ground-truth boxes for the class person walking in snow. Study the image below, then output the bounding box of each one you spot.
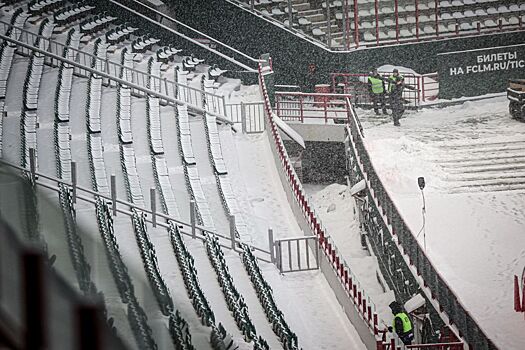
[388,301,414,345]
[388,69,405,126]
[367,69,388,115]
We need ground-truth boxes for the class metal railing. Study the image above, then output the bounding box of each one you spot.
[344,98,496,349]
[225,101,265,133]
[0,24,232,124]
[0,19,229,118]
[275,91,352,122]
[330,72,421,108]
[258,62,383,350]
[229,0,525,51]
[0,157,273,263]
[274,236,320,273]
[110,0,261,72]
[0,173,128,350]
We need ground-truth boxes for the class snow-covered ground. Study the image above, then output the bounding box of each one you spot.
[357,96,525,349]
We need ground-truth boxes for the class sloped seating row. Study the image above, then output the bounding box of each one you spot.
[182,54,205,73]
[80,12,117,35]
[240,246,298,350]
[20,109,38,168]
[131,210,174,316]
[24,19,55,111]
[169,310,196,350]
[132,35,161,54]
[55,29,81,123]
[28,0,65,16]
[87,39,107,133]
[0,9,29,98]
[168,221,216,326]
[95,198,158,350]
[200,78,298,349]
[157,45,182,64]
[204,233,258,343]
[106,24,138,46]
[54,2,95,26]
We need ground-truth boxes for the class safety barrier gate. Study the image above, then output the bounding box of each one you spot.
[274,236,320,273]
[275,91,352,123]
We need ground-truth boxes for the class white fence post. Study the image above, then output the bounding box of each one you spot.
[229,214,236,250]
[190,200,196,238]
[71,161,77,204]
[268,228,274,263]
[111,175,117,216]
[241,101,247,133]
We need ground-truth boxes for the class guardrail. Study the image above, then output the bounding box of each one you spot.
[110,0,260,72]
[0,157,273,263]
[344,97,495,349]
[0,178,128,350]
[258,62,384,349]
[0,19,228,116]
[275,91,352,122]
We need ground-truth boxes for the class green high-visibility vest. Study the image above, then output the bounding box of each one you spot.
[393,312,413,333]
[368,76,384,94]
[388,74,404,92]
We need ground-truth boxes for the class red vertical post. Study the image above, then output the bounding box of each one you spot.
[415,0,419,40]
[374,0,379,45]
[373,313,378,334]
[477,21,481,33]
[353,0,359,47]
[394,0,399,41]
[421,76,425,101]
[299,95,304,122]
[345,0,350,49]
[363,298,367,316]
[435,0,439,37]
[515,275,522,312]
[324,96,328,123]
[416,76,421,103]
[276,94,280,118]
[498,18,502,31]
[455,22,459,35]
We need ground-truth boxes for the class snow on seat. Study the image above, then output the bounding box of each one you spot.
[497,5,509,14]
[148,97,164,154]
[216,175,249,239]
[122,144,145,207]
[22,110,38,168]
[508,4,519,12]
[88,135,109,195]
[56,123,72,180]
[88,77,102,133]
[363,31,376,42]
[463,10,475,17]
[452,11,464,19]
[475,9,487,16]
[118,87,133,144]
[177,104,196,165]
[205,113,228,175]
[57,68,73,122]
[486,7,498,15]
[440,12,453,20]
[383,18,395,26]
[508,16,519,25]
[440,1,452,7]
[54,4,95,25]
[186,166,215,230]
[153,157,180,218]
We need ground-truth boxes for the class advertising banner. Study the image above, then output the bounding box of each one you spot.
[437,43,525,99]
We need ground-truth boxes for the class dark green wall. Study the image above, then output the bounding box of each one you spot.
[284,140,346,184]
[170,0,525,94]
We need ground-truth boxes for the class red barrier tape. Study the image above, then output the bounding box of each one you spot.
[515,275,522,312]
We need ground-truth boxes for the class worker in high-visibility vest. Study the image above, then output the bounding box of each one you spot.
[388,69,405,126]
[367,69,388,115]
[388,301,414,345]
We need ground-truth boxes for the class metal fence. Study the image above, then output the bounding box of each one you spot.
[275,91,352,122]
[225,101,265,133]
[274,236,320,273]
[344,99,496,350]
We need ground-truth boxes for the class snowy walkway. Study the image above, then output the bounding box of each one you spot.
[361,96,525,349]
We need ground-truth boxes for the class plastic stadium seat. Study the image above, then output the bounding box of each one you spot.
[383,18,395,26]
[363,31,376,42]
[387,29,397,38]
[421,25,434,34]
[405,4,416,12]
[497,5,509,14]
[419,14,431,22]
[400,28,412,37]
[463,10,475,18]
[475,9,486,16]
[362,21,375,29]
[459,22,473,30]
[521,3,525,11]
[441,12,453,20]
[451,0,463,6]
[487,7,498,15]
[508,16,519,25]
[440,1,452,8]
[379,30,389,40]
[483,19,497,27]
[452,11,464,19]
[463,0,475,4]
[419,3,429,11]
[406,16,416,24]
[398,17,408,25]
[381,7,394,14]
[508,4,519,12]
